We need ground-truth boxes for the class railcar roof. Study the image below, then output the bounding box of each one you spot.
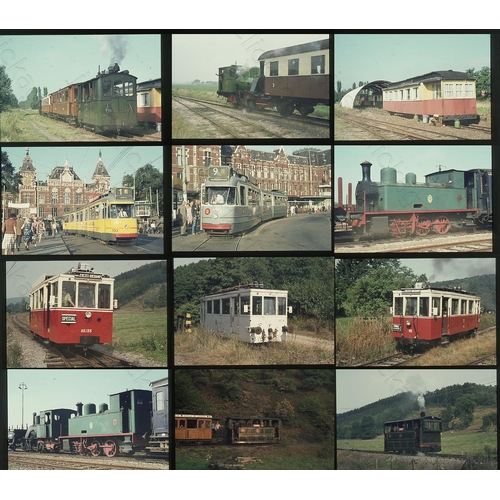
[395,285,479,297]
[386,70,475,89]
[384,415,441,424]
[258,38,329,60]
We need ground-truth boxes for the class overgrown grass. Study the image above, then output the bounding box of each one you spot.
[176,443,334,470]
[7,339,23,368]
[112,309,167,364]
[335,317,395,366]
[175,327,333,365]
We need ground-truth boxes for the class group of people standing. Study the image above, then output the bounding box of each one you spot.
[177,199,201,236]
[2,213,59,255]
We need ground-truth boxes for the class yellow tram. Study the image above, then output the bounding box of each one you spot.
[63,187,138,244]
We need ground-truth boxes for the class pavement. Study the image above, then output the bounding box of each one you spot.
[9,234,70,256]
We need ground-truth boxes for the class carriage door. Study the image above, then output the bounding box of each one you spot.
[441,297,449,334]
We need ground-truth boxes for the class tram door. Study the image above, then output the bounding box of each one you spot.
[441,297,449,334]
[231,296,239,333]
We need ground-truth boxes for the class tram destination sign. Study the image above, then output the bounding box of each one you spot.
[61,314,77,324]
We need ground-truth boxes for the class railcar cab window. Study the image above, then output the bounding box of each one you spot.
[222,298,230,314]
[270,61,279,76]
[241,296,250,315]
[213,299,221,314]
[253,296,262,315]
[78,283,96,308]
[419,297,429,317]
[278,297,287,315]
[206,300,213,314]
[264,297,276,315]
[206,187,235,205]
[62,282,76,307]
[110,204,134,218]
[405,297,418,316]
[394,297,404,316]
[98,284,111,309]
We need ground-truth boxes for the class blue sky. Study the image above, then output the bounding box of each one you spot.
[2,146,163,190]
[6,259,164,299]
[1,34,160,102]
[334,34,490,91]
[172,33,329,83]
[334,145,492,204]
[7,369,168,429]
[337,369,496,414]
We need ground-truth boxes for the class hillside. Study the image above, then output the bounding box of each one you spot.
[175,369,335,469]
[432,274,495,312]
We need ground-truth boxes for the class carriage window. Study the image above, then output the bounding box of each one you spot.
[432,297,440,313]
[78,283,95,308]
[241,296,250,315]
[278,297,287,315]
[288,58,299,76]
[206,300,213,314]
[394,297,403,316]
[222,298,230,314]
[252,296,262,315]
[186,419,197,429]
[269,61,279,76]
[311,55,325,74]
[264,297,276,315]
[176,419,186,429]
[198,420,204,428]
[98,284,111,309]
[405,297,417,316]
[451,299,459,315]
[233,297,240,316]
[419,297,429,317]
[61,281,76,307]
[460,299,467,315]
[213,299,220,314]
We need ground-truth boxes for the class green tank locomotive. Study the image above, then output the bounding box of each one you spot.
[348,160,492,238]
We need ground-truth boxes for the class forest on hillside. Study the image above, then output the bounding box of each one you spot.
[337,382,497,440]
[174,257,334,325]
[335,259,496,318]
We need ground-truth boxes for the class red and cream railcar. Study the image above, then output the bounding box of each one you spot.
[392,283,480,351]
[29,263,116,346]
[383,70,478,123]
[137,78,161,128]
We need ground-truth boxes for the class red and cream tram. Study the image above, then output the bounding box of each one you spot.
[392,283,480,350]
[29,263,116,346]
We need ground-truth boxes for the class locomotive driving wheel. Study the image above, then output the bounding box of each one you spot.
[103,439,117,458]
[433,216,451,235]
[89,440,102,457]
[37,441,45,453]
[415,219,432,237]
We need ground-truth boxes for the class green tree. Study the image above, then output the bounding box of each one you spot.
[0,65,18,112]
[454,394,476,428]
[1,150,21,193]
[466,67,491,99]
[123,164,163,216]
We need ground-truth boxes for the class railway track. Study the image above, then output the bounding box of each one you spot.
[9,313,138,369]
[336,111,490,140]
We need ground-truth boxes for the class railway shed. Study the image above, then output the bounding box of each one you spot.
[339,81,391,109]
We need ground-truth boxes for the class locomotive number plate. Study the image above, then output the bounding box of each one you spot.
[61,314,77,323]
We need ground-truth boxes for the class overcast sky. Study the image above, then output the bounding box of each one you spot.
[3,146,163,190]
[7,369,168,429]
[1,34,160,102]
[172,33,329,83]
[334,34,490,91]
[6,259,164,299]
[334,145,491,204]
[336,368,496,414]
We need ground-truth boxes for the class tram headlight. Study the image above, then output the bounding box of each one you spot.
[124,224,129,228]
[406,320,411,327]
[85,311,92,319]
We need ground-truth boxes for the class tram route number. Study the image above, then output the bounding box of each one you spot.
[61,314,77,323]
[80,329,93,333]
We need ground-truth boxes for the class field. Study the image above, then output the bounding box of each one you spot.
[174,326,333,365]
[176,442,334,470]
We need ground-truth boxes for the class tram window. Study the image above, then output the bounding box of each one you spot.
[206,300,213,314]
[208,188,230,205]
[419,297,429,317]
[155,391,165,412]
[62,281,76,307]
[78,283,95,308]
[451,299,459,315]
[432,297,440,314]
[110,205,117,218]
[252,296,262,315]
[405,297,417,316]
[240,186,246,205]
[222,298,230,314]
[98,285,111,309]
[460,299,467,315]
[213,299,221,314]
[278,297,287,315]
[394,297,403,315]
[241,296,250,315]
[468,301,474,314]
[264,297,276,315]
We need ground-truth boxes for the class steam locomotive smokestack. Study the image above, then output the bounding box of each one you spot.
[76,402,83,417]
[361,161,372,182]
[338,177,343,206]
[420,411,426,418]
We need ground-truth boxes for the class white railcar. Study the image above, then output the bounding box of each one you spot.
[200,283,292,343]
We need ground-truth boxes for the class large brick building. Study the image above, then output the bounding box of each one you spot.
[171,145,331,201]
[17,148,111,220]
